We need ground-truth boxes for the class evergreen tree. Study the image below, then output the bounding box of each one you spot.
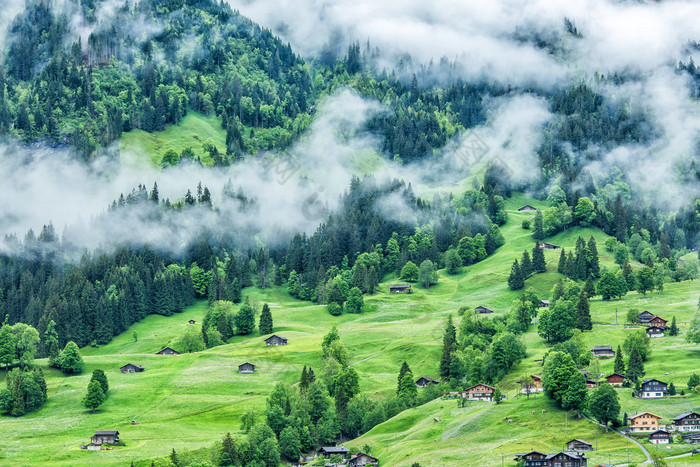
[0,319,14,369]
[43,320,60,367]
[220,432,237,466]
[583,276,596,298]
[688,373,700,389]
[669,316,678,336]
[532,244,546,273]
[259,303,273,335]
[439,316,456,379]
[574,290,592,331]
[508,259,524,290]
[669,382,676,396]
[521,250,533,277]
[90,369,109,396]
[533,211,544,241]
[557,249,567,274]
[397,361,412,395]
[235,300,255,335]
[626,347,644,384]
[398,372,418,406]
[299,366,309,393]
[614,345,625,375]
[59,341,83,374]
[82,379,106,413]
[587,236,600,277]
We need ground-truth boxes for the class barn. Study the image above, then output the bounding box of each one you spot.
[156,347,180,355]
[238,362,255,373]
[265,335,288,346]
[120,363,144,373]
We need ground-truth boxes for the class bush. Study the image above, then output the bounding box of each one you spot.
[327,303,342,316]
[522,219,531,229]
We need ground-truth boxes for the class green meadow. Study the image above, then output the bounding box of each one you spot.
[1,197,698,466]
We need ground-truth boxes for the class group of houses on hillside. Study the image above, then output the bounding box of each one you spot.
[310,446,378,466]
[514,450,588,467]
[414,376,499,401]
[627,411,700,445]
[637,310,669,338]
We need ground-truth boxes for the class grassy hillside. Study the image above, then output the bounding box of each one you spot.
[0,197,698,466]
[119,111,227,168]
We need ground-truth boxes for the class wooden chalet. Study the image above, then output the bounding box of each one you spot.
[514,451,548,467]
[649,316,667,329]
[671,412,700,432]
[265,334,288,346]
[518,205,537,212]
[389,284,411,293]
[539,299,550,308]
[640,379,668,398]
[605,373,625,386]
[638,310,655,324]
[585,378,599,389]
[120,363,144,373]
[156,346,179,355]
[91,430,119,445]
[347,452,378,466]
[646,325,665,338]
[319,446,349,458]
[628,412,661,433]
[238,362,255,374]
[515,451,587,467]
[416,376,439,388]
[591,346,615,357]
[188,319,196,324]
[522,374,544,394]
[566,439,594,452]
[538,242,561,250]
[465,383,495,401]
[475,305,494,314]
[649,430,670,444]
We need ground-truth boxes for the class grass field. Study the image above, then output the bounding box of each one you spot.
[119,111,227,168]
[1,196,698,466]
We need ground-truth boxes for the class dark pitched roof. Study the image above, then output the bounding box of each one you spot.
[265,334,287,341]
[606,373,625,379]
[638,310,655,318]
[592,346,613,351]
[629,411,661,420]
[513,451,547,460]
[545,452,587,460]
[94,430,119,436]
[566,438,592,446]
[120,363,144,370]
[646,325,665,331]
[349,452,378,462]
[320,446,349,453]
[649,429,669,435]
[672,412,700,421]
[417,376,439,383]
[642,378,667,386]
[156,346,179,354]
[389,284,411,288]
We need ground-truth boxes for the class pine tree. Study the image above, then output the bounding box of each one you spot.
[259,303,273,335]
[669,316,678,336]
[557,249,567,274]
[397,361,412,395]
[533,211,544,241]
[220,432,237,466]
[83,379,106,413]
[588,236,600,277]
[575,290,592,331]
[583,276,596,298]
[508,259,524,290]
[521,250,533,277]
[614,345,625,375]
[59,341,83,374]
[43,320,60,367]
[439,317,456,379]
[532,244,546,273]
[627,347,644,384]
[0,318,15,369]
[668,382,676,396]
[564,252,574,278]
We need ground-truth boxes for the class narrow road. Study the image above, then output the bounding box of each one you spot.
[581,413,651,465]
[348,352,384,367]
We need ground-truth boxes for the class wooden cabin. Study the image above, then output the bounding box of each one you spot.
[465,383,495,401]
[265,335,288,346]
[188,319,196,324]
[591,346,615,357]
[156,346,179,355]
[238,362,255,374]
[638,310,655,324]
[646,325,665,338]
[566,439,594,452]
[348,452,379,466]
[475,305,494,314]
[539,299,550,308]
[649,316,667,329]
[120,363,144,373]
[545,452,587,467]
[416,376,439,388]
[649,430,670,444]
[585,378,599,389]
[605,373,625,386]
[628,412,662,432]
[389,284,412,293]
[518,205,537,212]
[640,379,668,398]
[522,374,544,394]
[319,446,349,459]
[91,430,119,445]
[538,242,561,250]
[671,412,700,432]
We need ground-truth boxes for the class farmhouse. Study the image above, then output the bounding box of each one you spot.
[538,242,561,250]
[513,451,548,467]
[265,335,288,346]
[628,412,661,433]
[591,346,615,357]
[518,205,537,211]
[649,316,667,329]
[585,378,599,389]
[539,299,550,308]
[156,347,179,355]
[671,412,700,432]
[638,311,655,324]
[465,383,495,401]
[475,305,494,314]
[605,373,625,386]
[120,363,144,373]
[416,376,439,387]
[188,319,196,324]
[515,452,587,467]
[347,452,379,466]
[389,284,411,293]
[566,439,594,452]
[522,374,544,394]
[90,430,119,445]
[640,379,668,398]
[238,362,255,374]
[319,446,349,458]
[649,430,670,444]
[646,325,665,338]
